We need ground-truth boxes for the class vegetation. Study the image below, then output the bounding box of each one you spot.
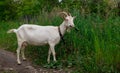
[0,0,120,73]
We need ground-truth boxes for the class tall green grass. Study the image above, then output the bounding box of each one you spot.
[0,11,120,73]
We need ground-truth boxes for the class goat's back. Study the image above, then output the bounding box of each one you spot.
[16,24,60,45]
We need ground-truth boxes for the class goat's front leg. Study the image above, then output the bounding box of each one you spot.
[47,48,51,63]
[50,44,56,62]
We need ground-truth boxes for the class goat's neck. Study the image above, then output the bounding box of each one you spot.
[59,21,67,36]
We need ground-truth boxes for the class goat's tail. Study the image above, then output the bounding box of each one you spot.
[7,29,17,33]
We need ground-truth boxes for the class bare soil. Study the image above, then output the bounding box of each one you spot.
[0,49,70,73]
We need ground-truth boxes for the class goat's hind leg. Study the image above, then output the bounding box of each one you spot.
[16,43,22,65]
[21,42,27,61]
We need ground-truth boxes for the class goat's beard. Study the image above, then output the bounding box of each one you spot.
[66,27,72,32]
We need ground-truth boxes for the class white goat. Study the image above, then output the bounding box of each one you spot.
[7,12,75,64]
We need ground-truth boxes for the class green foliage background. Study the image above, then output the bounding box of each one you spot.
[0,0,120,73]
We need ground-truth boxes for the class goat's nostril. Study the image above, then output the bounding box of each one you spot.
[70,25,72,27]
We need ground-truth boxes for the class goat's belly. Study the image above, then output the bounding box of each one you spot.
[27,40,48,46]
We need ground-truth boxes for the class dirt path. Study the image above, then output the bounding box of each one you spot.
[0,49,69,73]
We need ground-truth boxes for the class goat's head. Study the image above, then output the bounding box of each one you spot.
[60,11,75,28]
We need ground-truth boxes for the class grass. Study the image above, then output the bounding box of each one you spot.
[0,11,120,73]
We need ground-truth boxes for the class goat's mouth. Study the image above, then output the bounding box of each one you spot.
[69,25,75,28]
[66,26,79,32]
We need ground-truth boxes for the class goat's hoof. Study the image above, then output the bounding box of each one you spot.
[54,60,57,63]
[17,63,21,65]
[47,60,50,64]
[54,60,57,62]
[47,61,50,64]
[17,61,21,65]
[23,58,26,61]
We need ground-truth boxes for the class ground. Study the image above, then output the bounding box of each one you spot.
[0,49,70,73]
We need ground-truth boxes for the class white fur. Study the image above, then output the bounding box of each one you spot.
[7,12,75,64]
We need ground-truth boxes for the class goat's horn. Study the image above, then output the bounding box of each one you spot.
[68,12,71,16]
[60,12,68,16]
[59,11,68,17]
